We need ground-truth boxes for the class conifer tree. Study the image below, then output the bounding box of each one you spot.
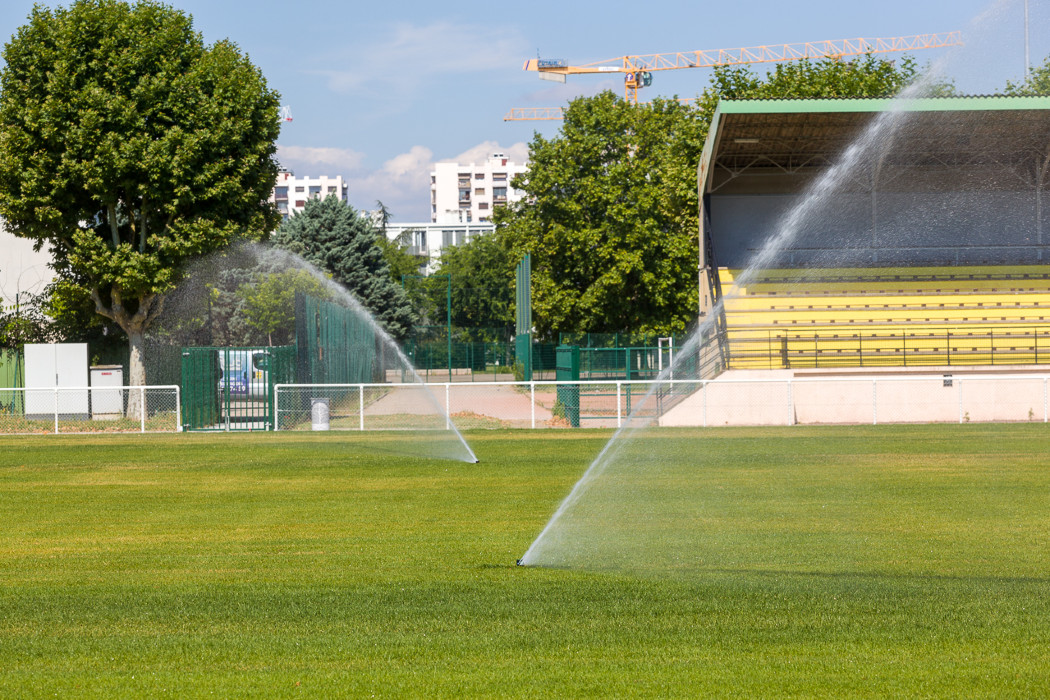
[272,195,416,341]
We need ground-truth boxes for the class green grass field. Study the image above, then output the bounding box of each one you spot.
[1,426,1049,697]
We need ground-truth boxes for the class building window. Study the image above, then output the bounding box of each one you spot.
[493,173,507,182]
[475,187,485,196]
[274,186,288,200]
[459,189,471,203]
[493,187,507,202]
[475,173,484,180]
[295,200,306,208]
[295,186,305,193]
[442,230,453,247]
[277,201,288,212]
[327,186,336,193]
[479,202,489,210]
[308,185,321,197]
[455,230,466,245]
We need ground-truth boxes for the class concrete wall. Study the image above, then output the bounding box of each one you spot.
[659,368,1050,427]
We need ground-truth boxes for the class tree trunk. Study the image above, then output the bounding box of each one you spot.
[89,287,165,422]
[127,327,147,422]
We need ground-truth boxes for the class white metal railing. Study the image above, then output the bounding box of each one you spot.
[0,385,181,434]
[274,374,1050,430]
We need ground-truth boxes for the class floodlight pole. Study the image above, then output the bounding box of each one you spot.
[1025,0,1031,82]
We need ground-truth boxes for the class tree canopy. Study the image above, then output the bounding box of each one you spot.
[0,0,282,388]
[272,195,417,341]
[1004,56,1050,95]
[496,55,929,338]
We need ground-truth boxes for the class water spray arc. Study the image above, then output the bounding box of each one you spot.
[517,56,980,567]
[155,242,478,464]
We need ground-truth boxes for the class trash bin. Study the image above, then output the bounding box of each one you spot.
[311,397,330,431]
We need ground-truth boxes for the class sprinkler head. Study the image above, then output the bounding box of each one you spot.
[516,558,524,566]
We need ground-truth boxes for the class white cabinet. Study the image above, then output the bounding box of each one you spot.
[24,343,89,419]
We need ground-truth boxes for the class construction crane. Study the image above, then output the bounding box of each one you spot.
[506,32,963,121]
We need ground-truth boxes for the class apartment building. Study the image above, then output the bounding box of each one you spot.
[269,171,349,220]
[0,219,54,308]
[384,222,496,274]
[430,152,526,224]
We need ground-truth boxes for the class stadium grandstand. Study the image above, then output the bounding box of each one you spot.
[697,95,1050,372]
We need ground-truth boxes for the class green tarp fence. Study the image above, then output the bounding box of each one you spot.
[295,292,379,384]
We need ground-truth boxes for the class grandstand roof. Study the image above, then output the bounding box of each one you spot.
[700,95,1050,195]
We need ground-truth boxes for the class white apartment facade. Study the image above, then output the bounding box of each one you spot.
[430,152,526,224]
[384,222,495,274]
[0,218,54,309]
[270,171,349,221]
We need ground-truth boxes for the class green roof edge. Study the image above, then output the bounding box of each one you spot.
[717,95,1050,113]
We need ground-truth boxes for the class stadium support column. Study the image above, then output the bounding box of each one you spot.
[698,196,713,319]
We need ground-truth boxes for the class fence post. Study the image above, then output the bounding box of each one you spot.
[272,386,279,431]
[530,381,536,429]
[359,385,365,431]
[616,382,622,428]
[140,386,146,433]
[54,387,59,434]
[176,386,182,432]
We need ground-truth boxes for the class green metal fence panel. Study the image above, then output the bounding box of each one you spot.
[515,333,532,381]
[181,345,294,431]
[556,345,581,427]
[181,348,219,430]
[0,349,24,417]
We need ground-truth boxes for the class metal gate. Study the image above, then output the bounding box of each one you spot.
[181,346,295,431]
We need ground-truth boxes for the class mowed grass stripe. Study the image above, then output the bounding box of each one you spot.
[0,427,1048,697]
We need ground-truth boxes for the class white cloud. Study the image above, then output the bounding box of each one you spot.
[441,140,529,167]
[315,21,529,96]
[348,141,529,222]
[276,145,366,174]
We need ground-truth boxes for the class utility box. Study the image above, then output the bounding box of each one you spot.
[90,365,124,420]
[24,343,89,420]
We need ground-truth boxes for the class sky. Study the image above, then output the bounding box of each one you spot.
[1,0,1046,222]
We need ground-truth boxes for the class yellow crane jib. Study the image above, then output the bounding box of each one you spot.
[519,31,963,106]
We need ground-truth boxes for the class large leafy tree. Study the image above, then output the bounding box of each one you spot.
[0,0,281,394]
[498,55,927,338]
[497,94,708,338]
[272,195,417,341]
